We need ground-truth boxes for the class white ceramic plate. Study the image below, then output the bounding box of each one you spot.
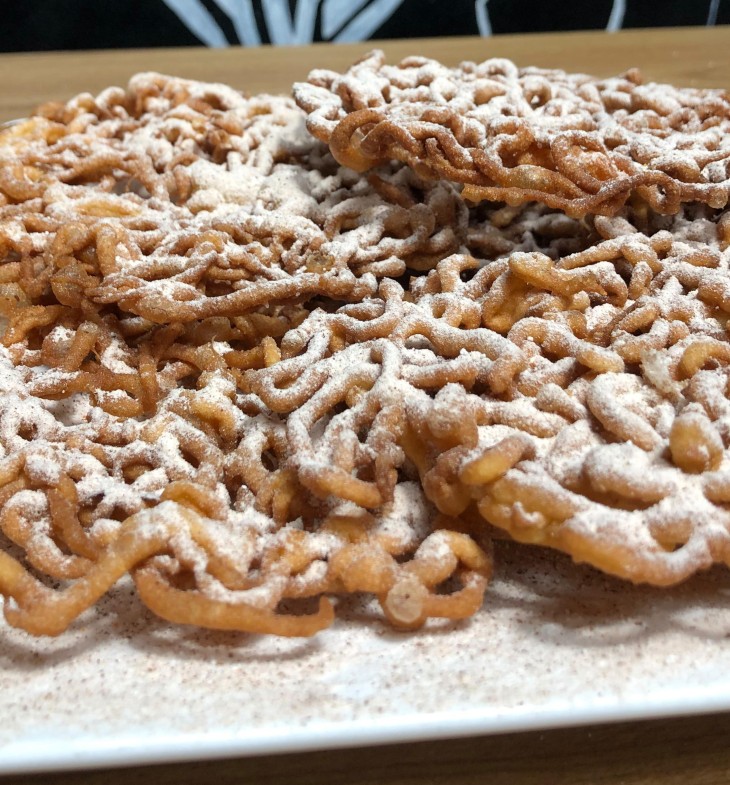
[3,540,730,774]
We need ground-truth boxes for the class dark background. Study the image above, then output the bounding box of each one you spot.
[3,0,727,51]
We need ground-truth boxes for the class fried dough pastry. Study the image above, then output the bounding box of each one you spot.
[243,204,730,591]
[2,64,730,640]
[401,211,730,587]
[0,342,492,636]
[294,50,730,217]
[0,73,468,324]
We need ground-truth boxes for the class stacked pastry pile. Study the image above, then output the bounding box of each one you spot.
[0,54,729,638]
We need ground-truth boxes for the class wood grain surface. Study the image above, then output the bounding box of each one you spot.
[1,26,729,123]
[2,26,730,785]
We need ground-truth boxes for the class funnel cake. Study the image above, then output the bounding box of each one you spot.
[401,212,730,587]
[1,62,730,640]
[1,73,469,325]
[0,333,494,636]
[294,50,730,217]
[0,73,498,636]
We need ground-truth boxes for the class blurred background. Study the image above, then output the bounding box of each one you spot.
[4,0,728,51]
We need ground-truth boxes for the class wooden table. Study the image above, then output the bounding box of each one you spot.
[2,25,730,785]
[1,26,730,123]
